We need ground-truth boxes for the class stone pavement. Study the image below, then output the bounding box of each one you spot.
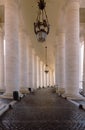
[0,98,15,116]
[0,88,85,130]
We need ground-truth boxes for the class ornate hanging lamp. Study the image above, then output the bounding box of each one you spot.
[34,0,50,42]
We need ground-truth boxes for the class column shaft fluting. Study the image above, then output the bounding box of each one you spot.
[55,39,60,88]
[32,50,37,90]
[65,0,80,97]
[58,31,65,94]
[42,62,44,87]
[36,56,40,88]
[83,38,85,93]
[28,45,33,91]
[19,27,28,93]
[4,0,19,96]
[0,28,4,92]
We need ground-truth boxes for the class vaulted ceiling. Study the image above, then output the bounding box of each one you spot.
[19,0,85,70]
[1,0,85,70]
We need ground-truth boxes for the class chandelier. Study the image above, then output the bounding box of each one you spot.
[34,0,50,42]
[44,46,49,73]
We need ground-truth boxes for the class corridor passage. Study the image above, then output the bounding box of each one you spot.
[0,88,85,130]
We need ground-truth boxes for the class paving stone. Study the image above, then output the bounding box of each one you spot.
[0,88,85,130]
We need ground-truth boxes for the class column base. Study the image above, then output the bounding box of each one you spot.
[62,93,85,100]
[20,87,30,94]
[56,87,65,95]
[0,89,5,93]
[0,92,13,99]
[0,91,23,99]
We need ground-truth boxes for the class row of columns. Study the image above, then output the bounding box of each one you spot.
[55,0,84,99]
[0,0,54,98]
[0,24,54,96]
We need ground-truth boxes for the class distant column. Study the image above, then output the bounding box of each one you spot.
[28,44,33,91]
[83,37,85,94]
[37,56,40,88]
[55,38,60,91]
[0,28,4,92]
[32,50,37,90]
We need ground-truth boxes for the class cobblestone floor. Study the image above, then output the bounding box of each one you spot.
[0,88,85,130]
[0,99,13,104]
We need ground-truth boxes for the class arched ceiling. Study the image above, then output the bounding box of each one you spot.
[20,0,67,70]
[0,0,85,70]
[19,0,85,70]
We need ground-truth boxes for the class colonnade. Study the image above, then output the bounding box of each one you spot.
[1,0,85,100]
[0,0,54,98]
[55,0,85,99]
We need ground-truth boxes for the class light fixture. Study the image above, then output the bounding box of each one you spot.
[34,0,50,42]
[44,46,49,73]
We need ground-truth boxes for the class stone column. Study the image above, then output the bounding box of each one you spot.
[44,74,47,88]
[64,0,82,99]
[49,69,51,87]
[49,70,53,87]
[0,27,4,92]
[46,69,50,87]
[40,61,44,88]
[35,55,37,89]
[52,69,55,86]
[19,26,28,94]
[83,37,85,94]
[32,50,37,90]
[28,44,33,92]
[36,56,40,88]
[55,38,60,92]
[58,31,65,95]
[44,64,46,87]
[42,62,44,88]
[40,60,42,88]
[4,0,19,97]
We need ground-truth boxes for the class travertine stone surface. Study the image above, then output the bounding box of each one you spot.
[39,59,41,88]
[40,60,42,88]
[65,0,81,98]
[4,0,19,96]
[40,61,44,88]
[50,69,53,86]
[39,60,42,88]
[42,62,44,87]
[83,37,85,94]
[28,44,33,91]
[32,50,37,90]
[19,26,28,93]
[58,31,65,94]
[55,38,60,88]
[36,56,40,88]
[44,64,46,87]
[0,28,4,92]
